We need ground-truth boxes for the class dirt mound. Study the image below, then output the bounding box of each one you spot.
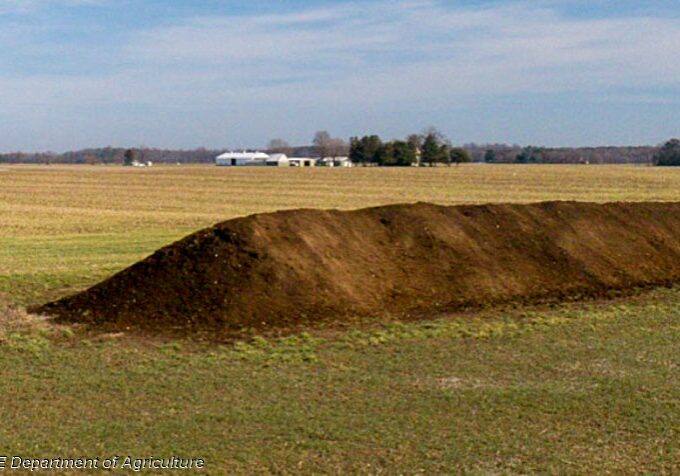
[36,201,680,332]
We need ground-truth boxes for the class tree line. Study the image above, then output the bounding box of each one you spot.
[653,139,680,166]
[1,135,678,166]
[472,138,679,166]
[0,147,221,165]
[472,144,660,165]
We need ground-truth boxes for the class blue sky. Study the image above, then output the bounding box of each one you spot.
[0,0,678,152]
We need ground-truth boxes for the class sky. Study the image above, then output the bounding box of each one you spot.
[0,0,679,152]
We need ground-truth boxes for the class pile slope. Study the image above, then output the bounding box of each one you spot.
[37,201,680,332]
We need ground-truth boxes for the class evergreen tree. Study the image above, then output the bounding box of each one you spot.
[392,140,416,166]
[123,149,135,166]
[421,133,441,166]
[654,139,680,166]
[349,137,365,164]
[450,147,472,166]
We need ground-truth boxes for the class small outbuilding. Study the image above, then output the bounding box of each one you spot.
[320,156,353,167]
[266,154,291,167]
[125,160,152,168]
[288,157,316,167]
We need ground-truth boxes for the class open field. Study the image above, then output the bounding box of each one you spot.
[2,164,680,307]
[2,164,680,473]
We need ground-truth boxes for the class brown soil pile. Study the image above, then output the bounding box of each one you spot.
[36,201,680,332]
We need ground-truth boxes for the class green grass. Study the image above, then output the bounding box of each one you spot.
[1,287,679,473]
[0,231,183,305]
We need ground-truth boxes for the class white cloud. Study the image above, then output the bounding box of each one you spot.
[123,1,680,98]
[5,1,680,104]
[0,0,105,14]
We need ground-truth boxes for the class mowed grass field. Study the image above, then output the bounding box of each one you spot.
[1,164,680,473]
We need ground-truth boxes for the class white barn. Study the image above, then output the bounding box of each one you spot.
[216,151,270,166]
[216,151,317,167]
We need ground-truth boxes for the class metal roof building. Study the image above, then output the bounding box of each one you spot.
[216,151,317,167]
[216,151,270,166]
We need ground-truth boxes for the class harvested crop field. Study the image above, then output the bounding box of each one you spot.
[37,201,680,334]
[3,164,680,308]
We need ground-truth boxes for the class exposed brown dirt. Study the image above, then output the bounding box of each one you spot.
[35,201,680,334]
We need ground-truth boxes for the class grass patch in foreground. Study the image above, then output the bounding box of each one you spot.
[1,287,679,473]
[0,231,184,306]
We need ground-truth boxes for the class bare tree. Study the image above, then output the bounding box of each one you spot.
[313,131,348,158]
[406,134,423,166]
[328,138,349,157]
[313,131,333,158]
[422,126,447,144]
[267,139,291,155]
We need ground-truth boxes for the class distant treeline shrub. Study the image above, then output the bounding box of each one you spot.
[350,129,471,166]
[654,139,680,166]
[0,137,673,166]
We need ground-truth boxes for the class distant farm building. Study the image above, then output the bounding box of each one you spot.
[288,157,316,167]
[124,160,153,168]
[267,154,290,167]
[319,157,353,167]
[216,151,270,166]
[216,152,318,167]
